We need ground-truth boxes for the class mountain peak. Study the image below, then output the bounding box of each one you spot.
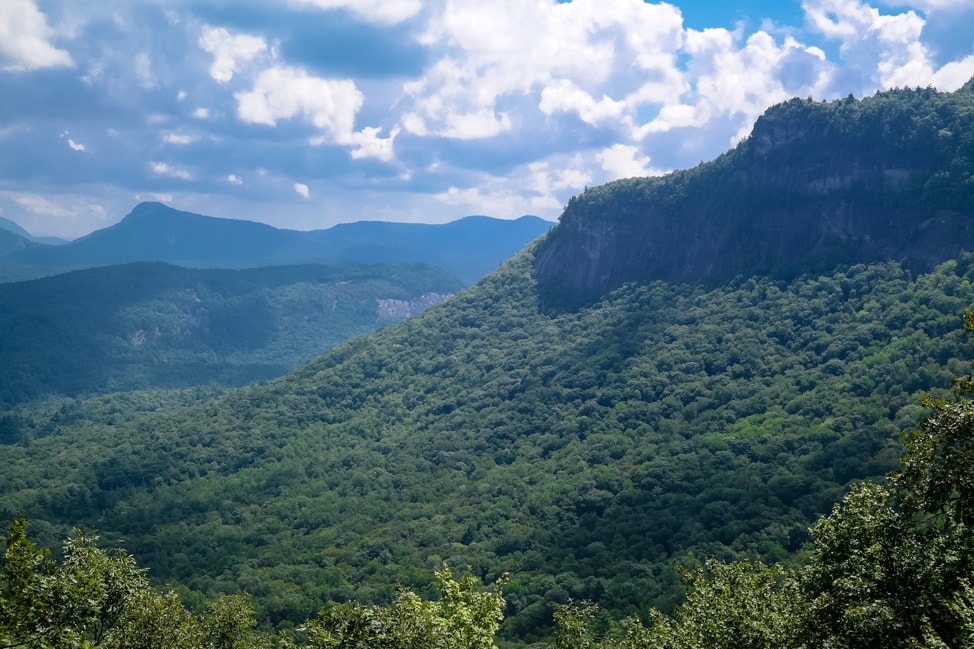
[534,82,974,302]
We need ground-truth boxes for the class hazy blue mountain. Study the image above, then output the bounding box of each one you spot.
[3,82,974,643]
[0,216,67,245]
[0,216,34,240]
[6,203,552,285]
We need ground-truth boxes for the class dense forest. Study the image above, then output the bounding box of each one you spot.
[0,261,462,406]
[4,334,974,648]
[536,81,974,297]
[3,248,974,642]
[3,83,974,646]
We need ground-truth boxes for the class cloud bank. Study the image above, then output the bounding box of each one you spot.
[0,0,972,238]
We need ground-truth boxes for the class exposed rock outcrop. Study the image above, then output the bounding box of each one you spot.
[534,83,974,301]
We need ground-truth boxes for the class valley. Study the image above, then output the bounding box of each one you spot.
[2,81,974,646]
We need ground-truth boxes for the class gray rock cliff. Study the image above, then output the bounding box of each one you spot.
[534,83,974,300]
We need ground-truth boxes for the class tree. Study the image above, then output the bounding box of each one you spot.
[299,567,507,649]
[0,516,149,649]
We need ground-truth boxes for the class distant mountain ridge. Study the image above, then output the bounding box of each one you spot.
[6,81,974,643]
[4,204,552,285]
[534,81,974,300]
[0,216,67,246]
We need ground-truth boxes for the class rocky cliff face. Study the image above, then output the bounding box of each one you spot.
[534,83,974,300]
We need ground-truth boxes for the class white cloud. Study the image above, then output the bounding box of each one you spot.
[14,193,79,217]
[135,192,173,204]
[0,0,73,71]
[290,0,422,25]
[802,0,939,91]
[150,162,192,180]
[6,192,108,238]
[164,133,197,145]
[346,126,400,161]
[597,144,660,179]
[67,138,85,152]
[236,66,364,146]
[930,55,974,90]
[404,0,684,139]
[227,174,243,185]
[192,107,210,119]
[199,26,267,84]
[294,182,310,198]
[539,80,627,125]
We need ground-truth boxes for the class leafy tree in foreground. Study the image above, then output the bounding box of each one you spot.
[0,517,263,649]
[298,567,507,649]
[0,526,505,649]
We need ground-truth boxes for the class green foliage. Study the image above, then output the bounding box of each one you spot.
[0,262,462,407]
[300,567,506,649]
[4,269,974,647]
[0,515,151,648]
[4,251,974,640]
[536,82,974,299]
[549,316,974,649]
[0,525,501,649]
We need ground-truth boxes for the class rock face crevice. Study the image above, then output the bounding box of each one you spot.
[534,84,974,300]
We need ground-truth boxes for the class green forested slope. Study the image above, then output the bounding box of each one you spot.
[2,248,973,641]
[0,262,462,406]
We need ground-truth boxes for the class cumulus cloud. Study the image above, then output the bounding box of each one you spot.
[290,0,423,25]
[597,144,659,179]
[803,0,936,91]
[5,0,974,238]
[346,126,400,161]
[539,80,627,125]
[403,0,684,139]
[930,55,974,90]
[235,66,364,145]
[657,29,833,144]
[199,26,267,83]
[0,0,73,71]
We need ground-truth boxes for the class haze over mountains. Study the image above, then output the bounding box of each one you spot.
[0,203,552,285]
[2,82,974,644]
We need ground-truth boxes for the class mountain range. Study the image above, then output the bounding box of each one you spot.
[0,203,552,285]
[2,81,974,643]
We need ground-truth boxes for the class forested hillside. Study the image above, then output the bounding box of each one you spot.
[535,82,974,298]
[3,249,974,641]
[3,83,974,645]
[0,262,462,406]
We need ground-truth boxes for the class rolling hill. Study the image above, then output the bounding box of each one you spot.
[0,261,463,406]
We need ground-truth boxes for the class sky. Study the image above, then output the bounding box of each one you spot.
[1,0,973,240]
